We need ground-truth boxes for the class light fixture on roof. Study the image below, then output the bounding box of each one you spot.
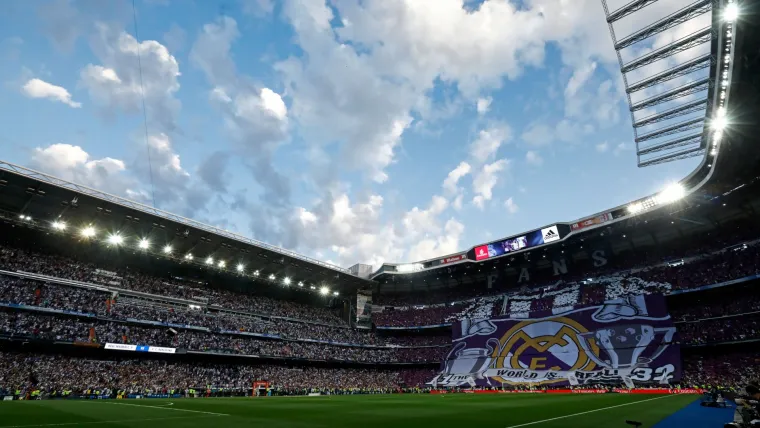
[627,202,643,214]
[656,183,685,205]
[283,277,291,285]
[253,270,260,276]
[236,264,244,272]
[298,281,304,287]
[185,253,193,260]
[107,233,124,246]
[52,221,67,231]
[164,245,173,254]
[332,291,339,296]
[19,214,32,221]
[724,2,739,22]
[310,285,316,290]
[206,257,214,265]
[320,286,329,295]
[218,260,226,268]
[269,274,275,280]
[711,115,728,131]
[138,238,150,249]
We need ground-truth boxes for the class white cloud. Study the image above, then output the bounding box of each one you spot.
[614,142,630,156]
[191,17,289,154]
[521,122,554,147]
[504,197,519,214]
[469,124,511,163]
[525,150,543,166]
[472,158,509,209]
[442,161,471,194]
[564,61,598,99]
[21,78,81,108]
[288,191,463,267]
[80,22,181,131]
[241,0,275,16]
[596,142,609,153]
[476,97,492,115]
[452,193,464,211]
[29,144,138,197]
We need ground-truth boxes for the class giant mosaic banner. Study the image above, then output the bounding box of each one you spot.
[429,295,679,387]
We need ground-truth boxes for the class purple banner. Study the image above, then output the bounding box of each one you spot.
[429,295,680,387]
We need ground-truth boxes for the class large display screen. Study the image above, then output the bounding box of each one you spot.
[429,294,679,387]
[473,225,560,261]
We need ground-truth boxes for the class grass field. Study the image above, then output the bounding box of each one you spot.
[0,394,698,428]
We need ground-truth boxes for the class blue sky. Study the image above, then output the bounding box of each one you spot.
[0,0,706,269]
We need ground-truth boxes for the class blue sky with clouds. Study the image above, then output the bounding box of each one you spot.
[0,0,706,269]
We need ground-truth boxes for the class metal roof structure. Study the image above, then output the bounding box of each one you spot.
[601,0,736,167]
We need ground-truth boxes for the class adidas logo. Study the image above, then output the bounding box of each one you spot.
[541,226,560,243]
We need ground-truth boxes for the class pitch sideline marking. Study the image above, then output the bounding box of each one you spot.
[99,401,230,416]
[0,415,218,428]
[504,394,677,428]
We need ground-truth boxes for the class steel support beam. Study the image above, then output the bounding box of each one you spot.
[615,0,712,49]
[636,117,704,142]
[631,78,711,111]
[622,27,713,73]
[633,99,708,128]
[639,147,705,167]
[627,54,713,93]
[637,133,703,155]
[607,0,660,23]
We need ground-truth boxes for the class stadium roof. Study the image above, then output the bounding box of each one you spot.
[0,161,374,295]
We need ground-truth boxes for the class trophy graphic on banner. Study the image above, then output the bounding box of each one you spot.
[440,338,501,386]
[577,324,676,383]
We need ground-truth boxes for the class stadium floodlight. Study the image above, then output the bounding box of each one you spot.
[269,274,275,280]
[185,253,193,260]
[107,233,124,246]
[711,115,728,131]
[320,286,329,295]
[627,202,644,214]
[52,221,67,231]
[236,264,244,272]
[724,3,739,22]
[205,257,214,265]
[283,277,291,285]
[138,238,150,250]
[218,260,226,268]
[80,226,96,238]
[163,245,173,254]
[657,183,685,204]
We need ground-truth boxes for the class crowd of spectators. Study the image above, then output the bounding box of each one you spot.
[681,352,760,389]
[0,275,451,349]
[676,315,760,345]
[1,349,754,396]
[0,311,446,363]
[0,277,109,315]
[0,352,437,394]
[372,242,760,327]
[0,245,343,325]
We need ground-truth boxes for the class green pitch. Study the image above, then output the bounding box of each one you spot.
[0,394,696,428]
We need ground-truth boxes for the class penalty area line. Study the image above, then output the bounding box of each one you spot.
[0,415,219,428]
[98,401,230,416]
[504,394,677,428]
